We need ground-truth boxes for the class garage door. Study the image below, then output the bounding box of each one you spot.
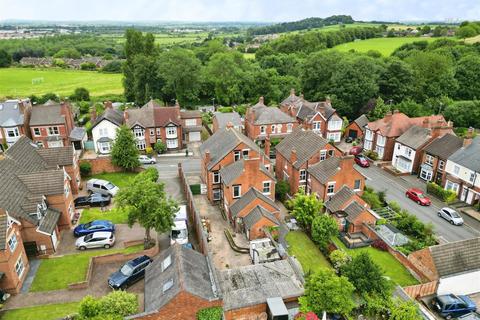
[348,129,358,139]
[189,131,201,142]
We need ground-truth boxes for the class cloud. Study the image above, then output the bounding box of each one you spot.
[0,0,479,22]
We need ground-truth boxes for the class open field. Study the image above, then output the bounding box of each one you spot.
[333,36,438,56]
[0,68,123,99]
[103,32,210,45]
[1,302,80,320]
[465,35,480,44]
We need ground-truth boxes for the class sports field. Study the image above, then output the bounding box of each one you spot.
[0,68,123,98]
[333,37,438,56]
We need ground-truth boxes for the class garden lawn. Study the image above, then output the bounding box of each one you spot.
[0,67,122,99]
[331,237,418,286]
[332,37,438,56]
[91,172,138,189]
[286,231,332,273]
[79,207,128,224]
[29,244,143,292]
[1,302,80,320]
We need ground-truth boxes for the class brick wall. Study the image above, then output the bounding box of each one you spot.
[0,224,30,294]
[224,296,299,320]
[408,247,438,282]
[345,121,364,140]
[82,157,124,175]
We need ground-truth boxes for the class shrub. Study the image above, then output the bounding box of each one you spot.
[217,106,233,113]
[389,201,402,213]
[154,140,167,154]
[371,239,389,251]
[364,150,379,161]
[427,182,457,204]
[80,62,97,70]
[196,306,223,320]
[361,189,382,208]
[275,180,290,201]
[79,162,92,177]
[102,60,123,73]
[329,249,351,272]
[70,87,90,101]
[145,146,153,156]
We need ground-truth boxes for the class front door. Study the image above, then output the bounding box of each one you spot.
[461,187,468,202]
[23,241,38,257]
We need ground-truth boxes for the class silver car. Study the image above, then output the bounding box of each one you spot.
[437,207,464,226]
[75,231,115,250]
[138,155,157,164]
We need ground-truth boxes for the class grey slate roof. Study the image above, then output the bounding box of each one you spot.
[144,245,218,312]
[448,136,480,172]
[243,205,279,230]
[92,108,124,128]
[344,201,367,222]
[200,127,263,170]
[396,125,432,149]
[424,134,462,160]
[308,156,341,184]
[0,100,25,127]
[69,127,86,141]
[30,104,65,126]
[38,208,61,234]
[125,105,155,128]
[37,146,74,167]
[213,112,242,129]
[430,237,480,277]
[219,258,304,311]
[275,129,330,169]
[250,106,295,125]
[354,114,369,129]
[230,188,279,218]
[325,185,355,212]
[18,170,65,195]
[4,137,49,172]
[219,159,245,185]
[0,215,7,250]
[180,110,201,119]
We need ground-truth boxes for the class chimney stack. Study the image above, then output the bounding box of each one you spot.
[226,121,234,129]
[205,150,211,165]
[90,107,97,123]
[264,136,271,158]
[393,109,400,114]
[123,110,129,121]
[340,155,355,171]
[325,96,331,105]
[104,101,112,109]
[258,96,265,105]
[463,127,475,148]
[422,117,430,128]
[290,149,297,164]
[385,111,393,120]
[290,88,296,96]
[300,93,304,100]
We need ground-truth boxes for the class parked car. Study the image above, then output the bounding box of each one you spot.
[86,179,119,197]
[406,188,431,206]
[345,136,354,143]
[438,207,464,226]
[74,193,111,207]
[75,231,115,250]
[138,155,157,164]
[108,255,152,290]
[432,294,476,319]
[354,155,370,168]
[74,220,115,237]
[349,146,363,155]
[455,313,480,320]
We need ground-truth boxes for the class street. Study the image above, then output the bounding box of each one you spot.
[356,165,480,243]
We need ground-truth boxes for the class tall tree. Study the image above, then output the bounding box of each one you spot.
[287,191,323,231]
[111,125,140,171]
[132,55,162,105]
[378,58,415,103]
[311,214,338,250]
[367,97,391,121]
[299,269,356,316]
[116,169,178,247]
[455,54,480,100]
[0,49,12,68]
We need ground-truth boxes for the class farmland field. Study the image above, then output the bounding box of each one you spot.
[332,37,438,56]
[0,68,123,98]
[103,32,210,45]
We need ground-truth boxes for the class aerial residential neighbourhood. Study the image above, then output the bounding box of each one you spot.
[1,1,480,320]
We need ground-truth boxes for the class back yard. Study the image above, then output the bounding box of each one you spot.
[286,231,332,273]
[1,302,80,320]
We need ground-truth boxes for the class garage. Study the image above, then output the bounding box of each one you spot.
[188,131,201,142]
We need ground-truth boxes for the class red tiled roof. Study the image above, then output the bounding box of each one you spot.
[367,112,446,138]
[154,106,181,127]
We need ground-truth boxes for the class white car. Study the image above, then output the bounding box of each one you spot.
[76,231,115,250]
[437,207,464,226]
[86,179,119,197]
[138,155,157,165]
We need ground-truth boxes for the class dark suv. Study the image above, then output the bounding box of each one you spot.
[108,255,152,290]
[432,294,477,319]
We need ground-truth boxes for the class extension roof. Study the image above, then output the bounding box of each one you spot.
[429,237,480,277]
[243,205,279,230]
[230,188,279,218]
[324,185,355,212]
[0,100,27,127]
[307,156,341,184]
[213,112,242,129]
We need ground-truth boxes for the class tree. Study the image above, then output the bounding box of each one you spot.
[111,125,140,170]
[287,190,323,231]
[102,60,123,73]
[275,180,290,202]
[132,54,163,105]
[311,214,338,250]
[362,294,393,319]
[70,87,90,101]
[116,169,178,247]
[456,25,477,39]
[53,48,81,59]
[378,58,415,103]
[455,54,480,100]
[368,97,391,121]
[299,269,356,316]
[0,49,12,67]
[329,249,351,273]
[154,140,167,154]
[341,252,391,297]
[390,299,422,320]
[78,290,138,320]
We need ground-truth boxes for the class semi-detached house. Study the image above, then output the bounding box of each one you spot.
[0,99,32,150]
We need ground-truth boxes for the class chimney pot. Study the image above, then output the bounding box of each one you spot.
[123,110,129,121]
[290,88,296,96]
[300,93,304,100]
[258,96,264,105]
[393,109,400,114]
[104,101,113,109]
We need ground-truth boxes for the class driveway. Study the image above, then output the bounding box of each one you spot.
[356,164,480,243]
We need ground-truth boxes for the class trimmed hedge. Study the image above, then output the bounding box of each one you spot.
[190,184,201,195]
[197,307,222,320]
[79,161,92,177]
[427,182,457,204]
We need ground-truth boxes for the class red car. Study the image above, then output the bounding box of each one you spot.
[406,188,431,206]
[354,155,370,168]
[349,146,363,155]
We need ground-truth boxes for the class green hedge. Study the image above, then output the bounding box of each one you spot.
[196,307,222,320]
[427,182,457,204]
[190,184,201,195]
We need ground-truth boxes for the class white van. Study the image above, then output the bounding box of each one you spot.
[86,179,119,197]
[170,205,188,245]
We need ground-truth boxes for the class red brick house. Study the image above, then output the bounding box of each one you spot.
[307,155,366,202]
[29,101,75,148]
[345,114,369,140]
[200,125,270,203]
[0,99,32,150]
[275,129,342,196]
[180,110,202,143]
[280,90,343,142]
[212,112,243,133]
[363,110,448,161]
[245,97,298,143]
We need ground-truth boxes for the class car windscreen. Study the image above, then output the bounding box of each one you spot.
[105,183,116,190]
[450,211,460,218]
[84,222,92,229]
[84,233,93,241]
[120,264,134,276]
[417,193,425,199]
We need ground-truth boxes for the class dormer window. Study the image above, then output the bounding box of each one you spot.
[163,279,174,293]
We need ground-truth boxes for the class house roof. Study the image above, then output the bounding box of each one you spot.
[144,245,218,312]
[18,170,65,195]
[243,205,279,230]
[354,114,369,128]
[423,134,462,160]
[396,125,432,149]
[180,110,201,119]
[344,201,367,223]
[69,127,86,141]
[213,112,242,129]
[429,237,480,277]
[37,146,74,167]
[200,127,263,170]
[126,105,155,128]
[230,188,279,218]
[307,156,341,184]
[153,106,181,127]
[250,106,295,125]
[275,129,330,169]
[367,112,445,138]
[325,185,355,212]
[448,137,480,172]
[219,159,245,185]
[0,100,26,127]
[219,258,304,311]
[38,208,61,234]
[92,108,124,128]
[30,104,65,126]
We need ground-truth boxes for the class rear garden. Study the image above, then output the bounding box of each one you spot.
[1,301,80,320]
[286,231,332,273]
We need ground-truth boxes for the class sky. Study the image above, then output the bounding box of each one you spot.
[0,0,479,23]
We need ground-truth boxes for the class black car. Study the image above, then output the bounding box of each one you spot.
[74,193,111,207]
[108,255,152,290]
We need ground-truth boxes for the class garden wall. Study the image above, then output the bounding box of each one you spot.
[80,156,143,175]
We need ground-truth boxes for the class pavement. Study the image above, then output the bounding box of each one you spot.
[356,164,480,243]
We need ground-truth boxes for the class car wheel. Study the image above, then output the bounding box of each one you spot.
[120,284,127,290]
[104,244,111,249]
[100,202,105,207]
[450,220,454,225]
[446,315,452,320]
[437,212,441,217]
[151,161,155,164]
[79,246,86,251]
[417,200,421,205]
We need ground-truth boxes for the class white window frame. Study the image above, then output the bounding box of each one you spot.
[364,140,372,151]
[48,126,59,136]
[242,149,249,159]
[64,184,70,197]
[98,141,111,153]
[469,172,476,183]
[299,169,307,182]
[136,140,146,150]
[166,139,178,149]
[270,125,276,133]
[327,182,336,195]
[185,119,196,127]
[166,126,177,137]
[15,256,25,278]
[149,128,155,136]
[354,179,361,191]
[438,160,445,172]
[134,127,144,138]
[156,128,161,135]
[425,155,434,166]
[233,185,241,199]
[313,121,321,132]
[213,189,221,201]
[262,181,271,195]
[6,127,20,138]
[320,150,327,161]
[33,128,41,136]
[260,126,266,134]
[213,171,220,184]
[99,127,108,136]
[8,233,18,252]
[276,124,283,133]
[287,123,293,133]
[453,165,460,176]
